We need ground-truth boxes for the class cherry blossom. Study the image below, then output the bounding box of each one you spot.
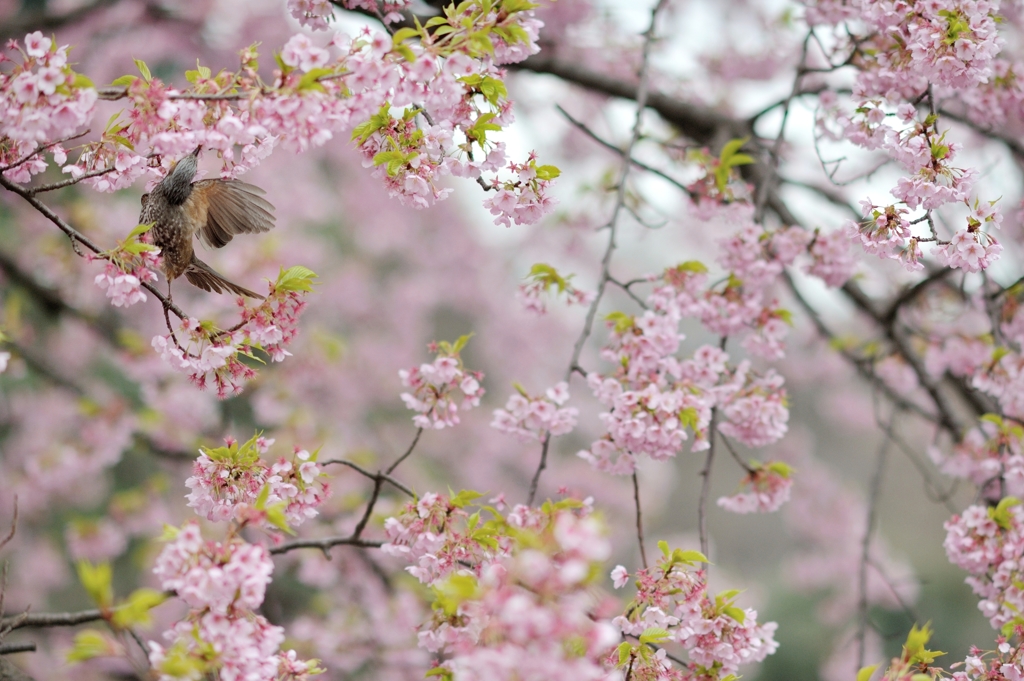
[399,336,485,429]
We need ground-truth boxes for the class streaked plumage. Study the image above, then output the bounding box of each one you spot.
[139,149,275,300]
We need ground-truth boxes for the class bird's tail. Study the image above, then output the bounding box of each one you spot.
[185,257,265,300]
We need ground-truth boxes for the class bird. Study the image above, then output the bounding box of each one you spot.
[139,147,275,300]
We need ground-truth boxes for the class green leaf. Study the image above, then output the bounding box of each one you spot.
[392,27,421,44]
[676,260,708,274]
[726,152,755,167]
[297,67,335,92]
[126,222,154,240]
[658,540,670,558]
[534,164,561,180]
[265,501,295,535]
[616,641,634,666]
[672,548,708,565]
[111,588,167,629]
[67,630,116,663]
[72,73,94,89]
[678,407,700,431]
[990,497,1021,530]
[426,666,454,681]
[133,58,152,82]
[857,664,880,681]
[449,332,474,355]
[254,483,271,509]
[604,311,634,334]
[719,137,749,163]
[981,413,1004,426]
[276,265,319,293]
[766,461,795,477]
[450,489,484,508]
[433,573,479,615]
[76,560,113,608]
[639,627,670,644]
[903,623,946,665]
[723,605,746,623]
[110,74,137,88]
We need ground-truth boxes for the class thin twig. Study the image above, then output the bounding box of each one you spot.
[385,428,424,476]
[632,471,648,569]
[527,434,552,506]
[555,105,696,199]
[698,409,718,564]
[856,410,893,671]
[719,436,756,474]
[0,501,16,554]
[322,459,413,496]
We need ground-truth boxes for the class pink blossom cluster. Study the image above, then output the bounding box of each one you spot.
[654,217,851,359]
[0,32,96,168]
[974,351,1024,421]
[148,521,322,680]
[944,500,1024,630]
[808,0,1001,98]
[93,258,157,308]
[516,263,594,315]
[152,317,251,399]
[185,434,329,528]
[382,491,499,584]
[91,224,162,307]
[610,546,778,680]
[949,639,1024,681]
[717,461,795,514]
[491,382,578,442]
[935,226,1002,273]
[151,266,315,398]
[34,9,554,221]
[579,248,796,473]
[931,417,1024,502]
[384,493,620,681]
[483,154,560,227]
[399,340,484,429]
[717,363,790,448]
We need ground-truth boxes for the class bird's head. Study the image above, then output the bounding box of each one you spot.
[162,147,201,205]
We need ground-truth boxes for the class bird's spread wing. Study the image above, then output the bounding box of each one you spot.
[185,179,276,249]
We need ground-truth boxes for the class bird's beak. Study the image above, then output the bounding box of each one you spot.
[191,145,202,156]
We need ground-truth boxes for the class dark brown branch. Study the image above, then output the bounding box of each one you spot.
[1,608,104,632]
[0,643,35,656]
[268,536,383,556]
[352,477,384,540]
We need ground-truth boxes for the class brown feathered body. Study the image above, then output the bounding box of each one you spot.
[140,150,275,299]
